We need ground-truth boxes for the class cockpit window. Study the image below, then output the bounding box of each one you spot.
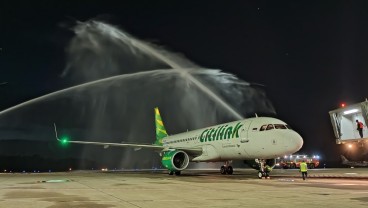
[266,124,274,130]
[274,124,287,129]
[260,124,287,131]
[260,125,267,131]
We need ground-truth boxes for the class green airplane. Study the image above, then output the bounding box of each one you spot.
[55,107,303,178]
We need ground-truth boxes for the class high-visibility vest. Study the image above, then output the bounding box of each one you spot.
[300,162,308,172]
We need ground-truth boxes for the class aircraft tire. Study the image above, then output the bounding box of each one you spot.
[220,166,227,174]
[226,166,233,175]
[258,171,263,179]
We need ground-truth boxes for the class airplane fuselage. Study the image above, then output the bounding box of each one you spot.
[162,117,303,162]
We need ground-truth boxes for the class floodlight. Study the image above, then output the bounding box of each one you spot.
[343,109,358,115]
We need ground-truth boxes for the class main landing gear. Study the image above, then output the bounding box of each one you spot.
[169,171,181,176]
[220,161,233,175]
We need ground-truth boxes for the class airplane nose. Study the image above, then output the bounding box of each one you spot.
[290,131,303,152]
[281,130,303,154]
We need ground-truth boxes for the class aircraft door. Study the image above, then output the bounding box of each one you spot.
[240,121,252,157]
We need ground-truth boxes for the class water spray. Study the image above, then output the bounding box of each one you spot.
[76,21,243,120]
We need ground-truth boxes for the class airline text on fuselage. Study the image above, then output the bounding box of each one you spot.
[199,122,243,142]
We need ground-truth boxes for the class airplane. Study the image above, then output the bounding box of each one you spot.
[54,107,303,178]
[341,155,368,167]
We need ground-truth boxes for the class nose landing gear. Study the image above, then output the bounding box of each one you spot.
[257,159,271,179]
[258,170,270,179]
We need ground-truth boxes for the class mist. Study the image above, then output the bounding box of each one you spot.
[0,20,275,169]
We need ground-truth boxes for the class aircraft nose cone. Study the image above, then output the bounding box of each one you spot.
[290,131,303,152]
[282,130,303,154]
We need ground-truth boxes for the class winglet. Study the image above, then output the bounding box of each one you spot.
[54,123,60,141]
[341,155,348,163]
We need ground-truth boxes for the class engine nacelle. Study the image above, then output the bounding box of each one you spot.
[244,158,277,170]
[161,150,190,171]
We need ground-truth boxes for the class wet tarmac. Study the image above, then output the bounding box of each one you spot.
[0,168,367,207]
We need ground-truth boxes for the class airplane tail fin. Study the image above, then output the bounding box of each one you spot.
[154,107,168,146]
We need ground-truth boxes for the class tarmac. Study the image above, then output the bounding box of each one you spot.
[0,168,368,208]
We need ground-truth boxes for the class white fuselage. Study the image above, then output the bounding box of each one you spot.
[162,117,303,161]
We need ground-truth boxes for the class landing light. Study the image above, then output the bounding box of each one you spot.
[343,109,358,115]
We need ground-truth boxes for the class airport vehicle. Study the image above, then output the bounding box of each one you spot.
[341,155,368,167]
[55,108,303,178]
[278,154,320,169]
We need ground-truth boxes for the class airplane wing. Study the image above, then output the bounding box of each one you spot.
[54,124,202,155]
[62,140,166,150]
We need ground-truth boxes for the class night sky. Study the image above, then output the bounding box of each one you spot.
[1,0,368,165]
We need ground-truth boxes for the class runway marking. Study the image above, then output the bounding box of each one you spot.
[277,179,295,182]
[332,183,358,186]
[37,179,69,183]
[73,179,143,208]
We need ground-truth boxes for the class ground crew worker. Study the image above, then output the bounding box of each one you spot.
[356,120,365,138]
[300,160,308,180]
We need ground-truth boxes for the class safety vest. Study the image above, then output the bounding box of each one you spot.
[359,122,364,129]
[300,162,308,172]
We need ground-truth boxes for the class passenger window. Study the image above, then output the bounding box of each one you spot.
[252,128,258,131]
[266,124,274,130]
[260,125,267,131]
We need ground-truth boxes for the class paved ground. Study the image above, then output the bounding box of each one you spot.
[0,168,368,208]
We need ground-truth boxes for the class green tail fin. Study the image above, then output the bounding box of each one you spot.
[154,107,168,146]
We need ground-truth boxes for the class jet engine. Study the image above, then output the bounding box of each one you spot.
[161,150,190,171]
[244,158,277,170]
